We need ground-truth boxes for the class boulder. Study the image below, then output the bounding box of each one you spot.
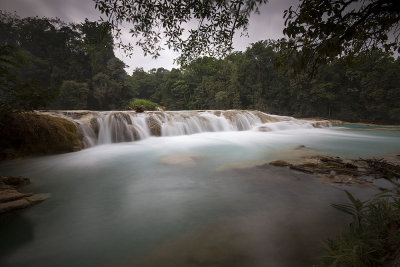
[252,111,281,123]
[90,118,99,135]
[0,176,50,214]
[146,115,162,136]
[0,112,84,160]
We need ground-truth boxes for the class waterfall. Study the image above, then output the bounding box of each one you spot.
[41,110,331,147]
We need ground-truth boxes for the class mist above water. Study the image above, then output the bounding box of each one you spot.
[44,110,330,147]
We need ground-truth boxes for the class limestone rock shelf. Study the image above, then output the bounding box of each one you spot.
[0,176,50,214]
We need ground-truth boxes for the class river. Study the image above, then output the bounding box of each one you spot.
[0,111,399,266]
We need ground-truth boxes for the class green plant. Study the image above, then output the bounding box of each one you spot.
[320,175,400,266]
[126,99,159,112]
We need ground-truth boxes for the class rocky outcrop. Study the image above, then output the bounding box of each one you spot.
[267,153,400,186]
[0,112,84,160]
[11,110,333,150]
[0,176,49,214]
[146,115,162,136]
[310,120,331,128]
[251,111,282,123]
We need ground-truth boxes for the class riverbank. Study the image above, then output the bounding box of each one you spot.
[266,150,400,266]
[268,152,400,187]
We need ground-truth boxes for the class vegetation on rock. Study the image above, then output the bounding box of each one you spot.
[126,99,159,112]
[0,112,83,160]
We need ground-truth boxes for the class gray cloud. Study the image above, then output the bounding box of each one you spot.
[0,0,296,73]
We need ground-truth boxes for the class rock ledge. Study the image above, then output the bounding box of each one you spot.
[0,176,50,214]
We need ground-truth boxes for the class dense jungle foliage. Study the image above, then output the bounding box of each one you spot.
[1,12,399,124]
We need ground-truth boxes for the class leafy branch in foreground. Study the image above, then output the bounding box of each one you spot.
[93,0,267,66]
[282,0,400,71]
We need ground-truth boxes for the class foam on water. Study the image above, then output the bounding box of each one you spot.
[41,110,329,147]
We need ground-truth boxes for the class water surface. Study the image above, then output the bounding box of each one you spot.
[0,126,399,266]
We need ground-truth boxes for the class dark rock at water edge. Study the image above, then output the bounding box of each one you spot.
[268,155,400,186]
[0,176,50,214]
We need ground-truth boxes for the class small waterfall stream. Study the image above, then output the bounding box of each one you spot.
[41,110,330,147]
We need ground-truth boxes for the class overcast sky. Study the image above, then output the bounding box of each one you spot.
[0,0,297,74]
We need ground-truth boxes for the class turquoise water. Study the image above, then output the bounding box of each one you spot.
[0,126,399,266]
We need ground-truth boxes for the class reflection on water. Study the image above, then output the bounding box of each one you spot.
[0,127,399,266]
[0,215,34,265]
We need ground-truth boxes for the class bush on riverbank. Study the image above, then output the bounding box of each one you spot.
[320,166,400,266]
[0,112,83,160]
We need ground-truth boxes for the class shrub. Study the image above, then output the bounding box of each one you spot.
[320,172,400,267]
[126,99,159,112]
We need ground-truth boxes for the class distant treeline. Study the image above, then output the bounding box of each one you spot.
[1,12,399,124]
[0,11,134,111]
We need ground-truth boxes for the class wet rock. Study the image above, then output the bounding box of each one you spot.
[25,193,51,204]
[0,189,33,203]
[0,112,84,160]
[213,111,222,116]
[266,155,397,187]
[146,116,162,136]
[289,163,319,174]
[134,105,145,113]
[251,111,281,123]
[311,120,331,128]
[90,118,99,135]
[221,110,237,121]
[0,176,49,214]
[0,198,31,213]
[269,160,291,167]
[120,113,132,124]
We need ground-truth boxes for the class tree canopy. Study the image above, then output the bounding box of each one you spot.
[283,0,400,66]
[0,11,135,111]
[1,11,399,124]
[93,0,267,65]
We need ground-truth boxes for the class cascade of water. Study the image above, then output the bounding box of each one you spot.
[46,110,331,147]
[77,122,97,147]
